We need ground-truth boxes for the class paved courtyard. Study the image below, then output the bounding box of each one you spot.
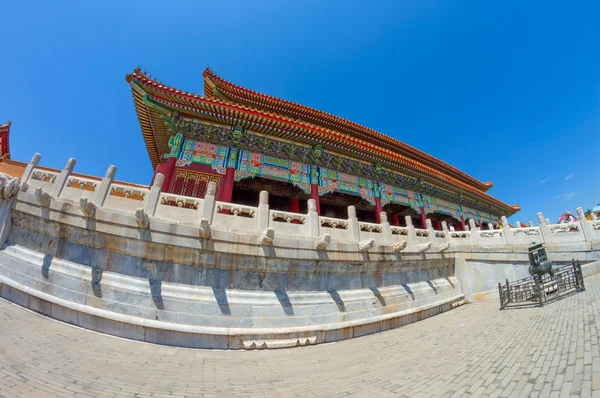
[1,277,600,398]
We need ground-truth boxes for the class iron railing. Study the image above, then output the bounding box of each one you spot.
[499,259,585,309]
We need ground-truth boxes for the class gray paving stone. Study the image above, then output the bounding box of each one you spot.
[0,274,599,397]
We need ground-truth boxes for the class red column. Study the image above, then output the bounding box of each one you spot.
[434,221,442,231]
[419,207,427,229]
[218,168,235,203]
[310,184,321,215]
[290,197,300,213]
[460,216,466,231]
[391,214,400,226]
[290,197,300,224]
[154,157,177,193]
[375,197,383,223]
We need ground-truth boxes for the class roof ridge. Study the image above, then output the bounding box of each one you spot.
[131,69,518,212]
[202,68,489,190]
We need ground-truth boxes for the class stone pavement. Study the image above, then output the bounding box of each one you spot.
[1,277,600,398]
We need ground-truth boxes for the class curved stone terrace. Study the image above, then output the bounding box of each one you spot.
[1,274,599,398]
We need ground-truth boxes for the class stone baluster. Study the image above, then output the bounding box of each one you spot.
[441,221,452,243]
[380,212,392,245]
[528,221,534,227]
[306,199,320,238]
[545,218,551,225]
[348,206,360,242]
[257,191,269,232]
[425,218,434,233]
[22,153,41,183]
[92,165,116,207]
[52,158,76,197]
[537,212,551,243]
[468,219,479,231]
[592,213,598,221]
[199,181,217,224]
[405,215,417,249]
[501,216,516,245]
[515,221,522,228]
[144,173,164,217]
[576,207,593,242]
[468,219,481,245]
[489,223,495,230]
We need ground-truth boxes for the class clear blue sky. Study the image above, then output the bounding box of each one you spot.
[1,0,598,223]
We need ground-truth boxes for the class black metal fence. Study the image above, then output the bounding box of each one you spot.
[499,259,585,309]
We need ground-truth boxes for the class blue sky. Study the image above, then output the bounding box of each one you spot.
[1,0,598,223]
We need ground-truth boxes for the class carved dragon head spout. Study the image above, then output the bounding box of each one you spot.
[0,173,23,200]
[315,233,331,250]
[135,208,149,229]
[260,228,275,246]
[392,240,407,253]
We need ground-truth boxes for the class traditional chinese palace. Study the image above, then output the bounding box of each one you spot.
[123,68,518,230]
[0,70,519,229]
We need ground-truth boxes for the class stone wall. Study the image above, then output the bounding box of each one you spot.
[0,154,597,349]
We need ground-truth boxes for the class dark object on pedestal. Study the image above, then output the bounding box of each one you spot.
[498,258,585,310]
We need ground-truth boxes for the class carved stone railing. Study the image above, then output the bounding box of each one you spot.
[160,193,201,210]
[359,221,382,233]
[320,217,349,229]
[270,210,306,224]
[513,227,541,237]
[216,202,257,218]
[549,223,580,234]
[67,177,98,192]
[30,170,58,183]
[11,154,600,256]
[390,226,409,235]
[479,230,504,239]
[415,229,430,237]
[450,231,470,239]
[109,185,146,201]
[434,231,446,239]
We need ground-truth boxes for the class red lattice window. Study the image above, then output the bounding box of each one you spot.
[171,169,220,199]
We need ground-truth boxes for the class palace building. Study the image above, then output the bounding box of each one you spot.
[126,68,519,231]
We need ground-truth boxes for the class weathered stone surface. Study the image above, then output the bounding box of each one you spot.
[1,274,600,396]
[0,170,598,350]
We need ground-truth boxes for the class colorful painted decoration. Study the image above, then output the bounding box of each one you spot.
[234,150,312,194]
[176,139,228,174]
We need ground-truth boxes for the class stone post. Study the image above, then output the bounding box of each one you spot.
[441,221,452,244]
[425,219,435,244]
[144,173,164,217]
[592,213,598,221]
[374,197,383,224]
[257,190,269,232]
[92,165,116,207]
[405,215,417,248]
[468,218,478,231]
[306,199,320,237]
[545,218,551,225]
[52,158,76,197]
[501,216,516,245]
[489,223,495,230]
[468,219,481,245]
[199,181,217,224]
[537,212,551,243]
[515,221,522,228]
[380,211,392,244]
[576,207,593,242]
[528,221,534,227]
[22,153,41,183]
[348,206,360,242]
